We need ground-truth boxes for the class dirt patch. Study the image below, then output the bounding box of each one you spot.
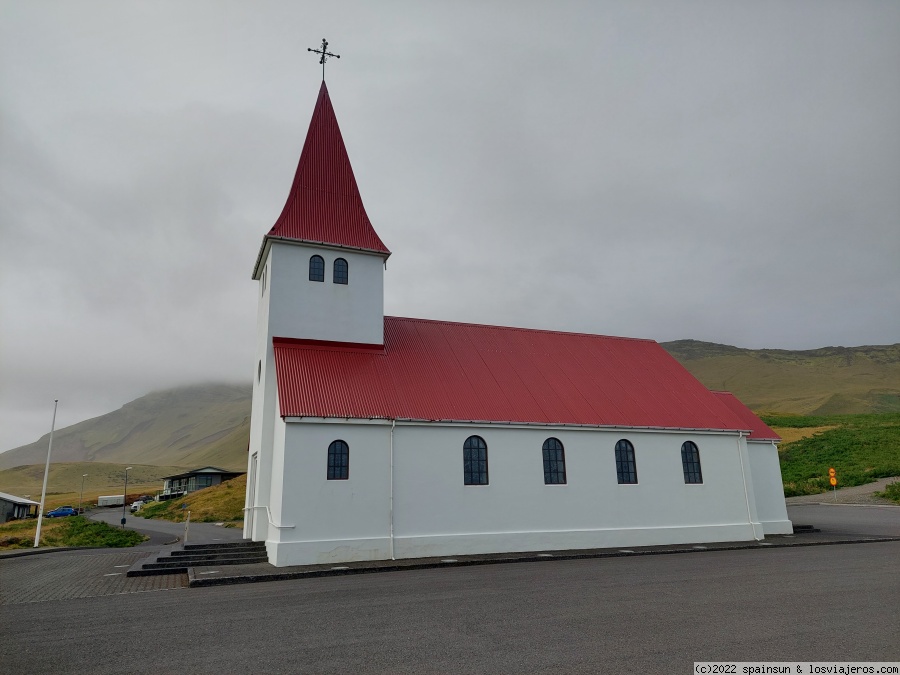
[772,425,838,445]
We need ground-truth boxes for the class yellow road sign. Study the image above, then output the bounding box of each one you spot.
[830,477,837,486]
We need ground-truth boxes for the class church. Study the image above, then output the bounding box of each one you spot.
[243,80,791,567]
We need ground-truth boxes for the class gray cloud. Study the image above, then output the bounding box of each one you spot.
[1,0,898,451]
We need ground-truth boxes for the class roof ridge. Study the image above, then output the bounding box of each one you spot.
[384,316,656,343]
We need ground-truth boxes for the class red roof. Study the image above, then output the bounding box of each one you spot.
[257,81,390,272]
[273,317,765,434]
[712,392,781,442]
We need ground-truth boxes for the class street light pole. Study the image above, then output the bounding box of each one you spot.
[34,399,59,548]
[79,474,88,515]
[121,467,132,527]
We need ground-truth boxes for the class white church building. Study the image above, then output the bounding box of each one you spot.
[243,81,791,567]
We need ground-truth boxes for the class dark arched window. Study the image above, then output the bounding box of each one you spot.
[463,435,488,485]
[681,441,703,484]
[542,438,567,484]
[615,439,637,484]
[327,440,349,480]
[333,258,348,284]
[309,255,325,282]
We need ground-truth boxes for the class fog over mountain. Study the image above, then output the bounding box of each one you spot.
[2,2,898,452]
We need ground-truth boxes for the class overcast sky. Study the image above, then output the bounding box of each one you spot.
[1,1,898,453]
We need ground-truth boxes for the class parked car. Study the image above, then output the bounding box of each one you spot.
[46,506,77,518]
[129,500,144,512]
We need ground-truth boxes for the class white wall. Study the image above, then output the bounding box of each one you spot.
[245,240,386,540]
[265,421,393,566]
[747,441,793,534]
[267,243,385,346]
[263,420,767,567]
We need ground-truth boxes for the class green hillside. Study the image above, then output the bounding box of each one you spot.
[661,341,900,415]
[1,341,897,475]
[0,383,250,471]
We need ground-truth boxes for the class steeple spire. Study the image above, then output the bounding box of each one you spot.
[254,81,390,278]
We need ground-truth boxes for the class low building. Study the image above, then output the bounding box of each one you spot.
[0,491,39,522]
[160,467,244,499]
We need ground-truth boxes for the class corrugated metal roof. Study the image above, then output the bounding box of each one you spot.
[273,317,765,434]
[711,392,781,441]
[258,81,390,272]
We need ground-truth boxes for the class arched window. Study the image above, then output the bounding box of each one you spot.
[327,440,349,480]
[309,255,325,282]
[615,439,638,484]
[463,435,488,485]
[681,441,703,484]
[333,258,348,284]
[542,438,567,484]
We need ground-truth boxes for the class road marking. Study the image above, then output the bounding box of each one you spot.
[619,550,635,553]
[440,559,458,563]
[103,573,122,577]
[537,553,553,557]
[693,546,708,550]
[113,565,129,568]
[197,571,220,575]
[330,566,349,570]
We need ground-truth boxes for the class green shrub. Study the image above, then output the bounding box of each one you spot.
[771,413,900,496]
[43,516,145,548]
[876,481,900,505]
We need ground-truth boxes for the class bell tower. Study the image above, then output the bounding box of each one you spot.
[245,81,390,540]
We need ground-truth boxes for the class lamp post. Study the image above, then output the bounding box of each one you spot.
[121,467,132,527]
[78,474,88,515]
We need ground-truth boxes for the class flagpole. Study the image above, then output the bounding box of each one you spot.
[33,399,58,548]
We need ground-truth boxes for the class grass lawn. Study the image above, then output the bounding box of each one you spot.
[764,412,900,497]
[0,516,146,550]
[137,474,245,527]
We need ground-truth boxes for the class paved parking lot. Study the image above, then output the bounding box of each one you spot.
[0,549,186,605]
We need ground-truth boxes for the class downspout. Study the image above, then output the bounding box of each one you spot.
[736,431,761,541]
[389,419,396,560]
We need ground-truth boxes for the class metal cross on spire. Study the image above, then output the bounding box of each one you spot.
[308,38,340,80]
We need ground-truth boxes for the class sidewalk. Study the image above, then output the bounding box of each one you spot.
[184,503,900,588]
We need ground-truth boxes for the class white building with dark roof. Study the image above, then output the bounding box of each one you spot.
[244,82,791,567]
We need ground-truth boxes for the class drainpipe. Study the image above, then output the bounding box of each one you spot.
[736,431,761,541]
[389,419,396,560]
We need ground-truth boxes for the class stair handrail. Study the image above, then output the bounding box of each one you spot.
[243,505,295,529]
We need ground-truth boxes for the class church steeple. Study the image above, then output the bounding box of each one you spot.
[253,82,390,279]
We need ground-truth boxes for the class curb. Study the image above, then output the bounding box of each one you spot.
[187,535,900,588]
[0,546,100,560]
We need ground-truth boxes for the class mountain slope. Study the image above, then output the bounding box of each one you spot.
[2,342,897,472]
[661,341,900,414]
[0,383,250,471]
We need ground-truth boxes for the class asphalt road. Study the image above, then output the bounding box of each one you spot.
[89,508,245,545]
[2,536,897,673]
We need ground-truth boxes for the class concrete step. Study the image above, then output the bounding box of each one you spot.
[792,524,821,533]
[183,541,263,551]
[161,551,269,564]
[142,556,268,570]
[169,546,265,558]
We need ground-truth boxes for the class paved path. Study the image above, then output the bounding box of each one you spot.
[89,508,245,545]
[785,476,899,506]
